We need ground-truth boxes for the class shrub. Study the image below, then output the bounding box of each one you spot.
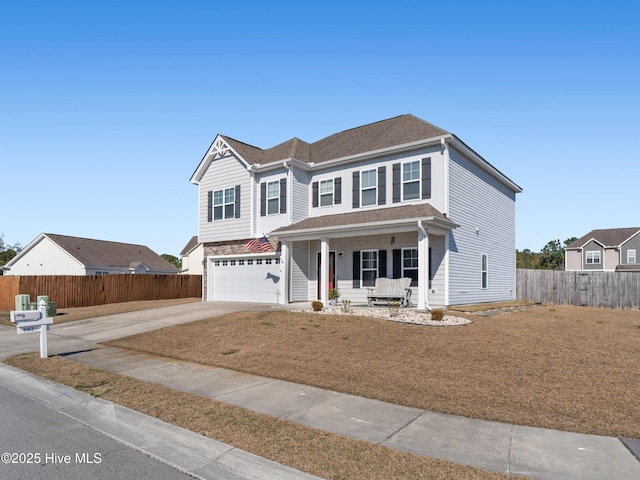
[430,309,445,321]
[311,301,323,312]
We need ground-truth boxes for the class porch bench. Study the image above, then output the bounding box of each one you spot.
[367,277,413,307]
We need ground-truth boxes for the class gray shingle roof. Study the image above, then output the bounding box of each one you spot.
[566,228,640,249]
[222,114,449,165]
[180,236,199,256]
[272,203,454,235]
[46,234,178,272]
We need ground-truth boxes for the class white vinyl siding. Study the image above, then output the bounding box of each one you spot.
[256,168,291,236]
[307,145,444,219]
[447,147,516,305]
[4,237,85,275]
[291,241,310,301]
[291,167,310,223]
[199,155,250,243]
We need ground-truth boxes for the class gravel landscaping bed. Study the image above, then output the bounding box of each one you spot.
[297,305,473,326]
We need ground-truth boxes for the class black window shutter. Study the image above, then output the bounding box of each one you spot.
[312,181,319,208]
[378,166,386,205]
[379,250,387,278]
[392,163,401,203]
[207,191,213,222]
[334,177,342,204]
[352,171,360,208]
[422,157,432,199]
[234,185,241,218]
[352,251,360,288]
[260,183,267,216]
[392,249,402,278]
[280,178,287,214]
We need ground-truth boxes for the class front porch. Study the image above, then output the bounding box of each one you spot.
[275,222,457,309]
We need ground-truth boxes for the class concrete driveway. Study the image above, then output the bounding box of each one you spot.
[0,301,271,360]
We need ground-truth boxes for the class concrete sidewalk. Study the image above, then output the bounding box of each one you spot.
[65,345,640,480]
[2,301,640,480]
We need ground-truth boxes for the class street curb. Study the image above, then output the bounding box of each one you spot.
[0,364,321,480]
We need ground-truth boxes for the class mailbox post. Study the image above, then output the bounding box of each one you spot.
[10,300,53,358]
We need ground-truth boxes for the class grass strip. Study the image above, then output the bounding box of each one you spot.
[5,352,528,480]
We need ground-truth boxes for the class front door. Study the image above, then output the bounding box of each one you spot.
[317,251,336,300]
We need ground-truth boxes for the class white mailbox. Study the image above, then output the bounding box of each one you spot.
[10,310,42,323]
[9,300,53,358]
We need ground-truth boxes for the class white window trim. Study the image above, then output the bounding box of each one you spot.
[627,249,637,264]
[267,180,280,215]
[402,247,418,277]
[320,179,334,207]
[586,250,601,264]
[402,160,420,202]
[213,187,235,220]
[360,168,377,207]
[481,253,488,289]
[361,249,378,288]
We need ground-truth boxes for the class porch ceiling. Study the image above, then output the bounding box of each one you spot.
[272,203,458,241]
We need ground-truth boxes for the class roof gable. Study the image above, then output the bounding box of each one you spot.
[566,228,640,249]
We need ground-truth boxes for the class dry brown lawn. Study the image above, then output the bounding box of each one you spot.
[6,352,527,480]
[104,304,640,439]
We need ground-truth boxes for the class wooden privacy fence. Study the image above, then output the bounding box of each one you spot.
[0,275,202,310]
[516,269,640,310]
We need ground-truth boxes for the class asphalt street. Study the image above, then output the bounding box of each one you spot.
[0,384,194,480]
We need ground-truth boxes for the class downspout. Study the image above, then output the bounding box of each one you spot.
[283,160,293,225]
[418,220,432,311]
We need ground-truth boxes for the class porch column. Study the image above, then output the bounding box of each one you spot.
[320,237,330,305]
[418,222,430,310]
[280,240,290,304]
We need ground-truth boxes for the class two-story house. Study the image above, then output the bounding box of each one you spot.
[190,114,522,308]
[565,228,640,272]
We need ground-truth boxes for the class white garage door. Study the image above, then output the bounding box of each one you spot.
[210,256,282,303]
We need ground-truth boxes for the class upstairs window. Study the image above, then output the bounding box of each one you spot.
[402,160,420,201]
[267,181,280,215]
[361,169,377,206]
[627,249,636,264]
[586,251,601,264]
[320,179,334,206]
[213,187,235,220]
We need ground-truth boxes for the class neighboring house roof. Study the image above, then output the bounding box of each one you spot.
[566,228,640,249]
[5,233,179,273]
[272,204,458,238]
[180,236,199,256]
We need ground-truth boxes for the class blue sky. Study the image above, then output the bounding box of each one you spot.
[1,1,638,257]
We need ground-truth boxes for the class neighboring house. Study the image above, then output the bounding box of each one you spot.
[180,236,204,275]
[565,228,640,272]
[190,114,522,308]
[2,233,179,275]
